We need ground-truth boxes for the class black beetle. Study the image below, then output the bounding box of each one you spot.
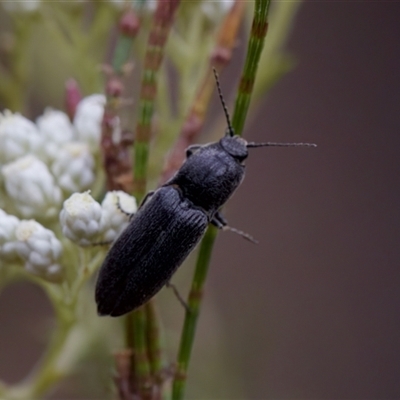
[95,71,315,317]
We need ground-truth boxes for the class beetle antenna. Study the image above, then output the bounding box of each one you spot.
[247,142,317,148]
[212,67,234,137]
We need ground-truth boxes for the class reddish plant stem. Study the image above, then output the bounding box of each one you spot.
[100,8,140,400]
[101,76,135,192]
[101,9,140,193]
[113,350,136,400]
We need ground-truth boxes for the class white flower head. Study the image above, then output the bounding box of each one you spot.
[15,220,63,283]
[73,94,106,152]
[100,191,137,242]
[0,111,43,165]
[1,155,62,219]
[0,209,21,261]
[36,108,75,161]
[51,142,95,194]
[60,191,103,246]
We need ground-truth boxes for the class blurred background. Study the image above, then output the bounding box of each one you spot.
[1,1,400,399]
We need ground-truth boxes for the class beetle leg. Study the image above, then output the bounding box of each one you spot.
[166,281,191,313]
[211,211,228,227]
[211,211,258,244]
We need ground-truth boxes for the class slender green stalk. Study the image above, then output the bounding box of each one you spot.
[133,0,181,199]
[132,307,153,398]
[232,0,271,136]
[145,300,165,377]
[129,1,181,397]
[97,9,157,397]
[172,226,218,400]
[173,1,272,399]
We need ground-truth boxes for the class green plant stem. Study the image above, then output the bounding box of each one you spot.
[172,1,272,399]
[132,307,153,398]
[128,1,181,397]
[232,0,271,136]
[133,0,181,199]
[172,226,218,400]
[145,300,164,376]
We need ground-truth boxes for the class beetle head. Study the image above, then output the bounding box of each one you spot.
[220,135,248,162]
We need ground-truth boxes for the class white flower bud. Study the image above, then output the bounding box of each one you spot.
[15,220,63,283]
[1,155,62,219]
[60,191,103,246]
[73,94,106,152]
[0,209,20,261]
[0,111,43,165]
[100,191,137,242]
[51,142,95,193]
[36,108,75,161]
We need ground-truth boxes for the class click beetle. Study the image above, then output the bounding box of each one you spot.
[95,70,316,317]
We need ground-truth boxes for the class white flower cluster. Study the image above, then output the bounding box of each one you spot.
[0,95,105,219]
[2,155,62,219]
[0,209,20,262]
[0,188,136,282]
[73,94,106,152]
[0,95,137,286]
[60,191,137,246]
[0,209,63,283]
